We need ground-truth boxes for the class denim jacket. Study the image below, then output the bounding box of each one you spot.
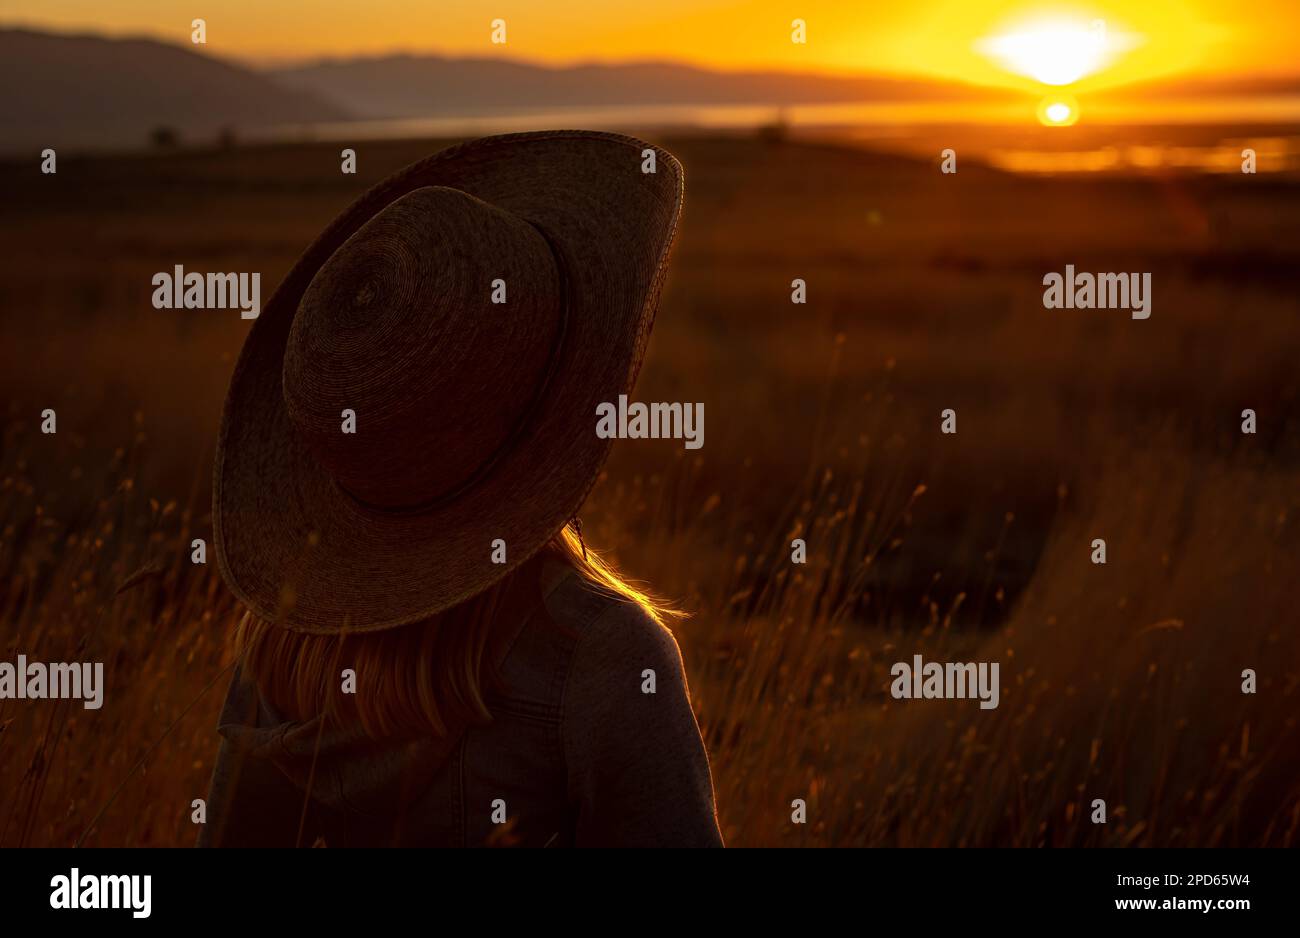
[198,557,723,847]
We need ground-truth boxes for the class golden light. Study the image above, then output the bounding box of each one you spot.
[1037,94,1080,126]
[977,14,1141,86]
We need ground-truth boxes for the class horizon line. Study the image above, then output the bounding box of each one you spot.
[7,19,1300,97]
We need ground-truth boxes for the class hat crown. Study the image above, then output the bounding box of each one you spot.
[282,186,563,510]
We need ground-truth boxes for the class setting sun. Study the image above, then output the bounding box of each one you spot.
[977,14,1142,86]
[1037,94,1080,125]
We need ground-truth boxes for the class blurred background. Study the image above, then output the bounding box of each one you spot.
[1,1,1298,847]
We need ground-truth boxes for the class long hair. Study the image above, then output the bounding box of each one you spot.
[234,523,679,739]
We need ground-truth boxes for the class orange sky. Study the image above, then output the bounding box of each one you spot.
[1,0,1296,91]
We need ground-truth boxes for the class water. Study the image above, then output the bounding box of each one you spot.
[256,95,1300,140]
[248,97,1300,175]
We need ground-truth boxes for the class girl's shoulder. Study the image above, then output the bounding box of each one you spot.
[538,558,684,667]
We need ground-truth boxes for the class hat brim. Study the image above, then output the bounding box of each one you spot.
[213,131,683,633]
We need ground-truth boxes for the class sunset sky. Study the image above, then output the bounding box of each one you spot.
[2,0,1297,92]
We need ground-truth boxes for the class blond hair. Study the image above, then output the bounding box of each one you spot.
[235,523,678,739]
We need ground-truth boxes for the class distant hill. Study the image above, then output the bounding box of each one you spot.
[0,29,350,150]
[267,55,1021,119]
[1095,72,1300,100]
[5,27,1295,154]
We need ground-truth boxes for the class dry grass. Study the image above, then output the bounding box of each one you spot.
[596,438,1300,846]
[1,133,1298,846]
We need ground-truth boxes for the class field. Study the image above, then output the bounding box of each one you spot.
[2,131,1299,846]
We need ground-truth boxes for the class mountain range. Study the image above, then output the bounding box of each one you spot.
[0,29,346,149]
[266,55,1020,119]
[3,26,1297,152]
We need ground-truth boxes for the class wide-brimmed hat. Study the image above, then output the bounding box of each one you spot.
[213,131,683,633]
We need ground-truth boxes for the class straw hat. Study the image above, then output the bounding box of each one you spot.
[213,131,683,633]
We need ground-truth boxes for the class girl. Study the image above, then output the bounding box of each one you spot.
[200,132,721,847]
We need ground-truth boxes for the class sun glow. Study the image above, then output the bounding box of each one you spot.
[977,15,1142,86]
[1037,94,1080,126]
